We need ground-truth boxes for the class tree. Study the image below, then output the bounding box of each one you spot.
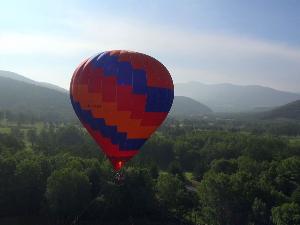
[210,159,237,174]
[56,125,84,148]
[272,203,300,225]
[11,126,24,140]
[14,157,47,215]
[27,128,37,147]
[156,173,196,216]
[149,163,159,179]
[168,161,184,179]
[274,157,300,196]
[244,136,286,162]
[0,132,24,152]
[0,155,16,216]
[89,167,158,221]
[198,172,233,225]
[193,161,207,180]
[292,186,300,205]
[251,198,269,225]
[46,168,91,219]
[174,139,202,171]
[198,171,257,225]
[137,135,174,169]
[84,159,105,197]
[35,128,55,154]
[237,156,261,175]
[121,167,157,217]
[156,173,184,209]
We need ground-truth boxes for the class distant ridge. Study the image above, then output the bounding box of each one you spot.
[175,81,300,112]
[0,70,67,93]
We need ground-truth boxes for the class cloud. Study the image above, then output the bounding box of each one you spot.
[1,11,300,91]
[63,13,300,62]
[67,14,300,91]
[0,33,94,55]
[2,13,300,61]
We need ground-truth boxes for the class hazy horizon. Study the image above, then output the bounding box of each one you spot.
[1,0,300,92]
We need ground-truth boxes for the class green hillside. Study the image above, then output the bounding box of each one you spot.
[262,100,300,120]
[0,76,75,122]
[170,96,213,117]
[0,70,67,92]
[0,74,212,122]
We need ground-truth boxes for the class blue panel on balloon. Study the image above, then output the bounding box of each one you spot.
[103,56,119,76]
[132,69,147,94]
[146,87,173,112]
[117,62,132,85]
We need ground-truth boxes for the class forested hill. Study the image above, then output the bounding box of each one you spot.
[262,100,300,120]
[0,72,212,122]
[0,70,67,92]
[170,96,213,117]
[0,76,75,122]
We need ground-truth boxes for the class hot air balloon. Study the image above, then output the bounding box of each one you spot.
[70,50,174,171]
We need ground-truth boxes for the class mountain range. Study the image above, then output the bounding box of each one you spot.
[0,71,212,121]
[0,70,67,93]
[0,70,299,121]
[0,75,73,122]
[176,82,300,112]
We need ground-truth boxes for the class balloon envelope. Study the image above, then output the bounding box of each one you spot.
[70,50,174,170]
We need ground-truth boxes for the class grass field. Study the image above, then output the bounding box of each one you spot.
[0,122,47,149]
[288,136,300,147]
[0,127,11,134]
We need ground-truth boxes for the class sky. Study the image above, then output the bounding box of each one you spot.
[0,0,300,92]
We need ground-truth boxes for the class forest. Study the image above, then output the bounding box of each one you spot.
[0,115,300,225]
